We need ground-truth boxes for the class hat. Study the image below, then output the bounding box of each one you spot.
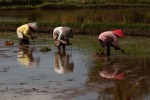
[28,22,38,31]
[112,29,125,38]
[62,27,74,38]
[114,72,124,80]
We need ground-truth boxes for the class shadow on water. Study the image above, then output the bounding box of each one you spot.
[0,44,150,100]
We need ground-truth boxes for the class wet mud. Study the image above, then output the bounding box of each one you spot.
[0,44,95,100]
[0,42,150,100]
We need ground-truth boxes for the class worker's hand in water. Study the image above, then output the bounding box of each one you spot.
[114,46,120,50]
[30,36,37,39]
[120,49,125,53]
[67,43,72,46]
[114,47,125,53]
[62,41,67,45]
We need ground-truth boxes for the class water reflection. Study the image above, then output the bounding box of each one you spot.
[17,46,40,68]
[91,56,150,100]
[54,50,74,74]
[99,57,124,80]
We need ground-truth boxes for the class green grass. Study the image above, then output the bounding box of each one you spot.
[72,35,150,58]
[1,32,150,58]
[0,21,150,36]
[120,37,150,57]
[1,0,150,8]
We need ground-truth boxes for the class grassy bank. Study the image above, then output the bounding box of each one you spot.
[0,4,150,10]
[73,35,150,58]
[0,0,150,9]
[0,21,150,37]
[1,32,150,58]
[37,3,150,9]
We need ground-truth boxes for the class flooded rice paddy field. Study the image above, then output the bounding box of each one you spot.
[0,33,150,100]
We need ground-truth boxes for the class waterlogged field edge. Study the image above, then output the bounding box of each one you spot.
[0,32,150,58]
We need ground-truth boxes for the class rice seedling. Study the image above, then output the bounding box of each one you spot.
[1,31,150,58]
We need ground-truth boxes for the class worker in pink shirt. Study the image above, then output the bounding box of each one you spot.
[98,29,125,56]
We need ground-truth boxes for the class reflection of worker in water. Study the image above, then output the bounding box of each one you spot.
[99,57,124,80]
[17,46,40,68]
[100,66,124,80]
[54,50,74,74]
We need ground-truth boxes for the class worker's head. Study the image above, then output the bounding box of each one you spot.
[62,27,74,38]
[112,29,125,38]
[28,22,39,32]
[66,29,73,38]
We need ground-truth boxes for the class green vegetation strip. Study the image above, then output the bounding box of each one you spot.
[1,21,149,29]
[0,21,150,36]
[0,0,150,8]
[1,32,150,58]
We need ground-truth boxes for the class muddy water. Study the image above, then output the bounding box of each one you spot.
[0,45,94,100]
[0,44,150,100]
